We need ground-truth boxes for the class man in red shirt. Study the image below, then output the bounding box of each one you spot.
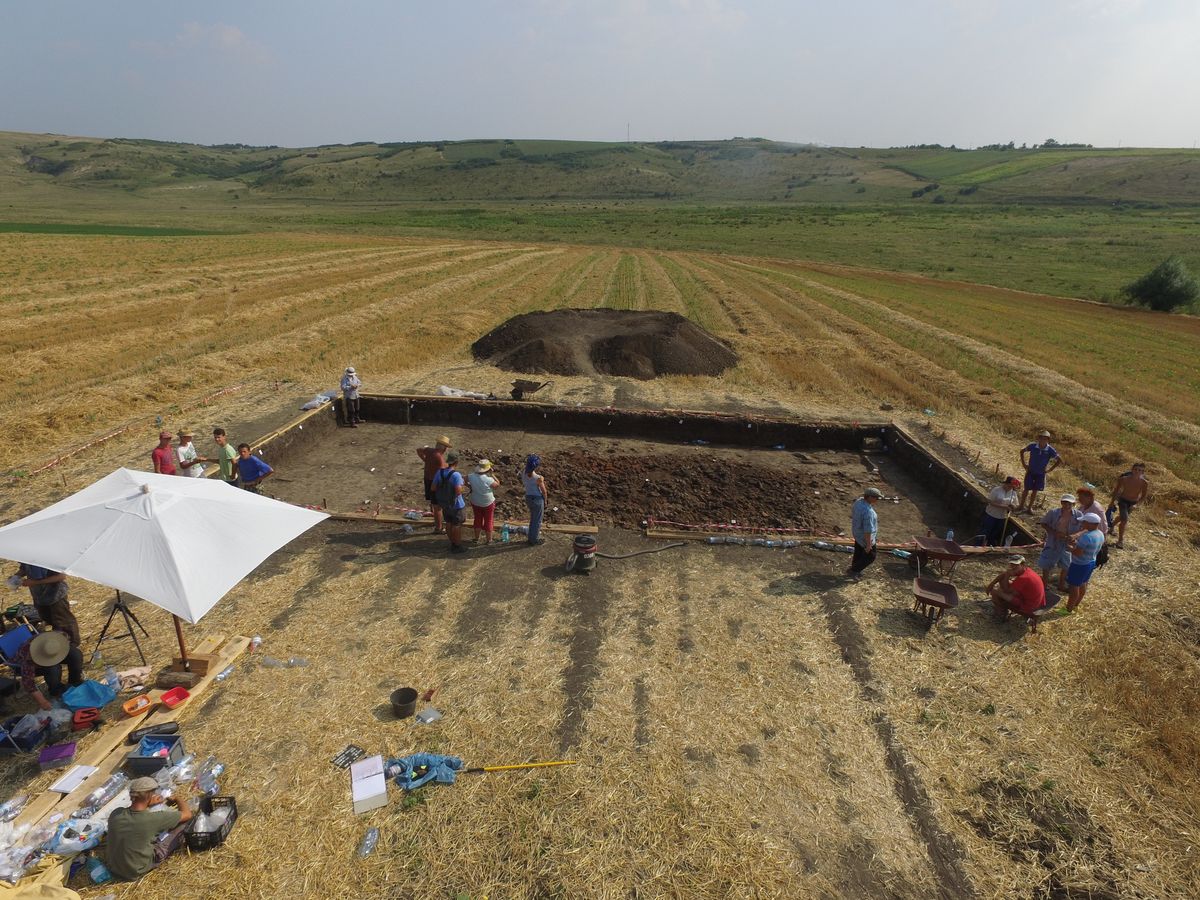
[986,554,1046,621]
[416,435,452,534]
[151,431,177,475]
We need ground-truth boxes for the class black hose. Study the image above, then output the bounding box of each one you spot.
[595,542,686,560]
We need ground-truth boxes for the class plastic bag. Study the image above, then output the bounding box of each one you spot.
[47,818,105,854]
[62,680,117,711]
[11,714,47,740]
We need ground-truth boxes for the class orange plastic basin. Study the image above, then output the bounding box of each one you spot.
[122,694,154,717]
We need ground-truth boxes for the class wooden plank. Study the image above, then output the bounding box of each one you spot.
[14,635,249,830]
[325,510,599,535]
[645,528,1040,554]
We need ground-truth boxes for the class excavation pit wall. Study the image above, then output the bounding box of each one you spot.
[256,394,1035,545]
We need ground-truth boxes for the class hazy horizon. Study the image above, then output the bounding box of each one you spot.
[3,1,1198,150]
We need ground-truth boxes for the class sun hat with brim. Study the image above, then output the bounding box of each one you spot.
[29,631,70,667]
[177,428,194,438]
[129,776,160,794]
[345,366,356,374]
[1081,512,1102,525]
[1007,554,1026,566]
[864,487,883,498]
[1060,494,1076,504]
[436,435,452,449]
[475,459,493,473]
[1038,431,1052,438]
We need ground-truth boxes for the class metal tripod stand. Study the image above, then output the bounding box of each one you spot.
[92,590,149,666]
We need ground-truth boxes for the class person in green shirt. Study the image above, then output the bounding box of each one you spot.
[105,776,193,880]
[212,427,239,486]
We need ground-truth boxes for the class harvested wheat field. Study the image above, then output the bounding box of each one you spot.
[1,231,1199,899]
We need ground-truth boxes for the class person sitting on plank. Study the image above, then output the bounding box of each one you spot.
[105,776,193,880]
[986,554,1046,621]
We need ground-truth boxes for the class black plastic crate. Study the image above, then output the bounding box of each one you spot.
[184,796,237,852]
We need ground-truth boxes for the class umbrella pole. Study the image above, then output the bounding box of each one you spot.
[173,615,190,671]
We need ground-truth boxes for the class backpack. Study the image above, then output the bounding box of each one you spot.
[1095,542,1109,570]
[433,468,459,509]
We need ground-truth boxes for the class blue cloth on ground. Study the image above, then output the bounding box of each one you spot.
[388,753,464,790]
[61,679,117,711]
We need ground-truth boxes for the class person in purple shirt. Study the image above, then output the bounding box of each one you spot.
[236,444,274,493]
[1019,430,1061,514]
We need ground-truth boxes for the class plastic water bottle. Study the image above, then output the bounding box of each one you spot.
[249,635,262,654]
[401,524,414,535]
[357,826,380,858]
[813,541,834,550]
[86,855,112,885]
[404,510,422,521]
[1004,534,1015,547]
[891,549,913,559]
[781,540,798,549]
[287,657,308,667]
[103,666,120,693]
[945,529,955,542]
[501,523,510,543]
[706,536,722,544]
[214,665,234,681]
[764,540,780,548]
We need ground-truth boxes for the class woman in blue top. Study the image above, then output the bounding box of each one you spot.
[1065,512,1105,612]
[520,455,548,545]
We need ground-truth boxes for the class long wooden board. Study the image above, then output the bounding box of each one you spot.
[326,509,599,535]
[13,635,247,830]
[645,527,1040,554]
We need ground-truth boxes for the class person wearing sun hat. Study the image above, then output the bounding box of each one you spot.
[174,428,208,478]
[1038,494,1080,592]
[1065,512,1105,612]
[467,458,502,544]
[12,630,84,711]
[417,435,452,533]
[987,553,1046,621]
[977,475,1022,546]
[105,774,193,880]
[150,430,177,475]
[1018,430,1060,514]
[340,366,363,427]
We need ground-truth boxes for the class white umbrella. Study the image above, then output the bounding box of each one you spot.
[0,468,327,663]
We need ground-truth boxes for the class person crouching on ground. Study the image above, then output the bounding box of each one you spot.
[14,631,84,710]
[1038,494,1079,593]
[151,431,177,475]
[521,455,548,546]
[468,459,501,544]
[417,436,451,534]
[104,776,193,881]
[977,476,1021,546]
[236,444,273,493]
[341,366,363,427]
[847,487,882,578]
[1065,512,1105,612]
[432,451,467,553]
[1109,462,1149,550]
[987,554,1046,622]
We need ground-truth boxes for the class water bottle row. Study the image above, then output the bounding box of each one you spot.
[706,536,799,548]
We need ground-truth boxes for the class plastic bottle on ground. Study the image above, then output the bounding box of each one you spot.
[501,523,510,543]
[103,666,120,693]
[401,524,414,535]
[287,657,308,667]
[249,635,262,654]
[214,665,234,681]
[946,529,955,542]
[260,656,284,668]
[86,855,112,884]
[403,510,422,521]
[813,541,834,550]
[706,536,722,544]
[358,826,380,858]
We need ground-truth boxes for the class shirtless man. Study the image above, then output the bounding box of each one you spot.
[1109,463,1149,550]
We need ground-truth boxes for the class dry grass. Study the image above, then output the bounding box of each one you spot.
[1,231,1198,897]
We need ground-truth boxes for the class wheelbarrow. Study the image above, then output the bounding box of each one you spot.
[907,535,968,581]
[510,379,552,401]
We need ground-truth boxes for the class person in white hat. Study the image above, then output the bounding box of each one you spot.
[105,775,193,880]
[987,554,1046,621]
[467,459,502,544]
[1018,430,1060,514]
[340,366,363,427]
[1065,512,1105,612]
[1038,494,1080,592]
[12,631,83,711]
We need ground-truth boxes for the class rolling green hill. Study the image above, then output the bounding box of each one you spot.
[5,131,1199,206]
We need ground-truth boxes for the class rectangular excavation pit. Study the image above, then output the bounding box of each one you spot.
[252,395,1036,546]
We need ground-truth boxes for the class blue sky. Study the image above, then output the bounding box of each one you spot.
[2,0,1197,148]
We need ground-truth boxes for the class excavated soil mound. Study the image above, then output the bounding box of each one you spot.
[471,309,737,380]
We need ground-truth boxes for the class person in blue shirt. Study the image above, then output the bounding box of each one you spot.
[848,487,882,577]
[1065,512,1105,613]
[235,444,274,493]
[1018,431,1061,514]
[432,451,467,553]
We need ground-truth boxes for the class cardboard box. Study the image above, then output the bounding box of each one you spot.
[349,754,387,814]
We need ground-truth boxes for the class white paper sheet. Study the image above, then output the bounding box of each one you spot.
[49,765,98,793]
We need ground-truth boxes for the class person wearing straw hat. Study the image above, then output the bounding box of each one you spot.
[341,366,363,427]
[976,475,1021,546]
[417,435,452,534]
[105,775,193,881]
[467,458,501,544]
[150,431,177,475]
[986,554,1046,621]
[12,631,84,711]
[1038,494,1080,592]
[174,428,209,478]
[1064,513,1105,613]
[847,487,883,578]
[1018,430,1060,514]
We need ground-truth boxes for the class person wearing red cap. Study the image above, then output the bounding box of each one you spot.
[976,476,1021,546]
[151,431,177,475]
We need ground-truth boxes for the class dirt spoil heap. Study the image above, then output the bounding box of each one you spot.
[471,309,737,380]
